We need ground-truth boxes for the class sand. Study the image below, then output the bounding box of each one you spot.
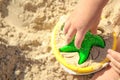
[0,0,120,80]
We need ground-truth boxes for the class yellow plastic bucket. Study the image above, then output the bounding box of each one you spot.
[51,15,117,75]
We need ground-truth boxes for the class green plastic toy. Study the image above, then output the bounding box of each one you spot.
[59,31,105,64]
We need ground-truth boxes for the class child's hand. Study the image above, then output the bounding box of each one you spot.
[63,0,108,49]
[107,49,120,74]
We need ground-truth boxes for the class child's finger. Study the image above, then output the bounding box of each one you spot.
[90,11,101,34]
[63,20,71,34]
[109,62,120,74]
[75,29,86,49]
[66,27,76,44]
[90,26,97,34]
[107,49,120,63]
[90,18,99,34]
[107,54,120,72]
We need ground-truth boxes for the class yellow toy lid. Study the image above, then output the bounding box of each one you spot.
[51,15,117,75]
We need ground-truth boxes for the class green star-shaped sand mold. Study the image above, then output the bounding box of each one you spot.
[59,31,105,64]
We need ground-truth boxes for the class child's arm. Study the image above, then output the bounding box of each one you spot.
[64,0,108,48]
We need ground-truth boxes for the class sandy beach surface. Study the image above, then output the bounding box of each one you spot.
[0,0,120,80]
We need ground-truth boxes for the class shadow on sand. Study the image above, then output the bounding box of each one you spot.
[0,0,10,18]
[0,37,43,80]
